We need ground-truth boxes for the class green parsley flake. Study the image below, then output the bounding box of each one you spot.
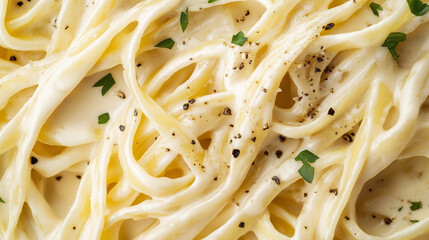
[410,219,420,223]
[93,73,116,96]
[180,7,189,32]
[370,2,383,16]
[98,113,110,124]
[382,32,406,61]
[398,206,403,212]
[407,0,429,16]
[231,31,248,46]
[155,38,175,49]
[208,0,218,3]
[410,201,422,211]
[295,150,319,183]
[0,197,4,203]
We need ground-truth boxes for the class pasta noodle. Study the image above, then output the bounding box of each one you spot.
[0,0,428,239]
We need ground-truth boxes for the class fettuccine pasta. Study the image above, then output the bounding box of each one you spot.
[0,0,428,239]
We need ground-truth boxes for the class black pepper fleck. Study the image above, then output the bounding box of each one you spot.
[188,99,196,104]
[119,125,125,131]
[272,176,281,185]
[238,62,244,70]
[279,135,286,142]
[232,149,240,158]
[9,56,17,61]
[384,217,393,225]
[328,108,335,116]
[55,176,62,181]
[264,151,269,156]
[342,134,353,142]
[76,175,81,179]
[275,150,283,159]
[183,103,189,110]
[262,123,269,130]
[238,222,245,228]
[251,137,256,142]
[117,91,126,99]
[315,67,321,73]
[223,107,232,115]
[31,156,38,164]
[325,23,335,30]
[191,140,196,145]
[317,57,323,62]
[17,1,23,6]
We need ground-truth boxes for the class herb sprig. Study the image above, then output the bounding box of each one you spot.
[370,2,383,16]
[410,201,422,211]
[155,38,175,49]
[382,32,406,61]
[295,150,319,183]
[231,31,248,46]
[93,73,116,96]
[98,113,110,124]
[407,0,429,16]
[180,7,189,32]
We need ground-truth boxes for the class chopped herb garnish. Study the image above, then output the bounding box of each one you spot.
[93,73,116,96]
[155,38,175,49]
[98,113,110,124]
[370,2,383,16]
[295,150,319,183]
[208,0,218,3]
[0,197,4,203]
[410,219,419,223]
[231,31,248,46]
[407,0,429,16]
[382,32,406,61]
[410,201,422,211]
[180,7,189,32]
[398,206,403,211]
